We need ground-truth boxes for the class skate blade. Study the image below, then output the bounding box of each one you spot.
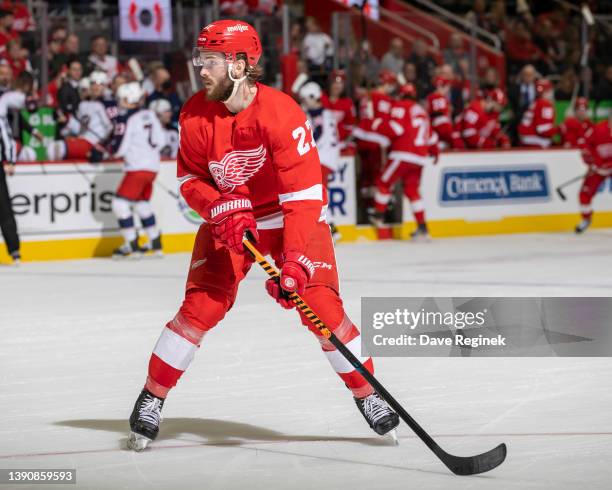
[386,428,399,446]
[410,234,431,243]
[127,431,152,451]
[112,252,142,261]
[142,250,164,259]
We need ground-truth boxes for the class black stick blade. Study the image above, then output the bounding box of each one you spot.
[443,443,507,475]
[556,187,567,201]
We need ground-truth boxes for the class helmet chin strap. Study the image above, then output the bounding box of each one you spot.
[224,62,247,104]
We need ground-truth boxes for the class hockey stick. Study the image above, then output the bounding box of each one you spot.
[154,179,179,200]
[556,174,585,201]
[242,235,507,476]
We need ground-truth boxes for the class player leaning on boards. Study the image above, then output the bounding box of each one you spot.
[127,20,400,451]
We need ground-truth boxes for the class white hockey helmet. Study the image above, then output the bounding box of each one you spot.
[78,77,91,91]
[90,70,109,86]
[117,82,144,104]
[149,98,172,115]
[298,81,322,102]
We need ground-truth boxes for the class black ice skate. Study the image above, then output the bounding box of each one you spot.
[367,208,385,227]
[127,389,165,451]
[10,251,21,266]
[575,217,592,234]
[355,391,400,437]
[112,239,142,259]
[410,223,431,242]
[142,234,163,257]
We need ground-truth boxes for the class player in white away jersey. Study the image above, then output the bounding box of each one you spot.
[110,82,166,257]
[149,98,179,158]
[298,81,341,240]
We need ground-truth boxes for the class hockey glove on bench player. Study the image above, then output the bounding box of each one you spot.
[265,252,315,309]
[204,194,259,254]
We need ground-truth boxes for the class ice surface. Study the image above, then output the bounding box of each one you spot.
[1,232,611,489]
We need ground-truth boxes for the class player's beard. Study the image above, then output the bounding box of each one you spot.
[203,73,235,102]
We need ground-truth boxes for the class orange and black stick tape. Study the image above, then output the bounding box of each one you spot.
[242,236,332,339]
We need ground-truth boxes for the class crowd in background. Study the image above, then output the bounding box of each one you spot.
[0,0,611,166]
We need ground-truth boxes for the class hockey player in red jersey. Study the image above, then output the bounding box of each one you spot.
[559,97,593,149]
[518,79,557,148]
[458,89,510,149]
[321,69,356,152]
[575,112,612,233]
[426,76,460,150]
[368,83,439,241]
[352,70,398,205]
[127,20,399,451]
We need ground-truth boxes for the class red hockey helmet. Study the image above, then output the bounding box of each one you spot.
[535,78,553,96]
[433,76,451,88]
[379,69,398,86]
[575,96,589,111]
[398,83,417,99]
[487,88,507,106]
[196,20,262,66]
[330,69,347,83]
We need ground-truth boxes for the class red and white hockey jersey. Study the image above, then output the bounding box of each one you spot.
[321,93,356,145]
[458,101,509,149]
[426,91,455,148]
[559,117,593,149]
[352,91,395,148]
[583,121,612,174]
[372,100,438,165]
[518,99,557,148]
[178,83,326,255]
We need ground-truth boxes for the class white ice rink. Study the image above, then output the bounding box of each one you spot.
[1,232,611,489]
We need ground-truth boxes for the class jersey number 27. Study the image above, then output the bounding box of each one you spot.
[292,120,316,156]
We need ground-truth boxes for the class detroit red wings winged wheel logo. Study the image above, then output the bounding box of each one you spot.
[208,145,267,192]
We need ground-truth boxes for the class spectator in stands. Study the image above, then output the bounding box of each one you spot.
[0,61,11,94]
[3,37,30,77]
[351,39,379,89]
[488,0,507,38]
[57,58,82,114]
[87,35,118,79]
[1,1,34,32]
[302,16,333,87]
[288,20,304,55]
[407,39,436,96]
[443,33,469,77]
[533,18,566,76]
[554,69,577,101]
[63,33,79,57]
[47,26,68,77]
[505,19,545,74]
[594,65,612,102]
[142,60,164,97]
[401,62,427,100]
[380,37,404,77]
[0,9,17,57]
[145,66,182,124]
[481,66,499,91]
